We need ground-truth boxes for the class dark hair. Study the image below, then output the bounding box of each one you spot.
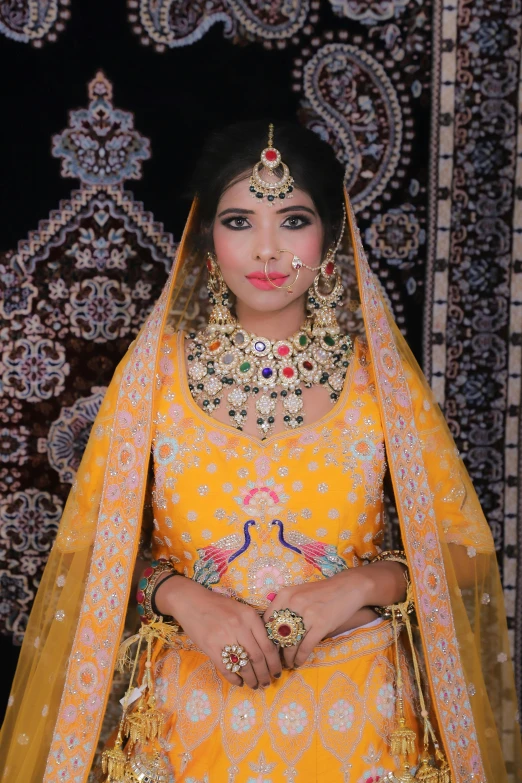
[190,120,345,253]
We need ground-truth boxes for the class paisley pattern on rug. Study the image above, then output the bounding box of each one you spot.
[0,0,70,46]
[0,72,175,642]
[128,0,320,51]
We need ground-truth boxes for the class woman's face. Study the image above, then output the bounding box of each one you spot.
[212,177,324,315]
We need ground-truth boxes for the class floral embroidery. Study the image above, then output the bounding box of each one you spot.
[376,683,395,719]
[277,701,309,735]
[356,767,388,783]
[328,699,355,732]
[351,437,377,461]
[154,436,179,465]
[234,477,289,518]
[253,564,287,595]
[185,689,212,723]
[231,699,256,733]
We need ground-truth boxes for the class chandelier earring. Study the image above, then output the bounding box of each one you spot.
[206,251,236,334]
[307,209,347,338]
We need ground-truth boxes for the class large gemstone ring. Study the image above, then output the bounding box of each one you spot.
[221,644,249,674]
[265,608,306,648]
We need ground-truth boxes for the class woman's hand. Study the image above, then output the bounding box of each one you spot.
[262,561,407,670]
[155,576,282,690]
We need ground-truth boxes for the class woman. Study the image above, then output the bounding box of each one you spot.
[0,121,519,783]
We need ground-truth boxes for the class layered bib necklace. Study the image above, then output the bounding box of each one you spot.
[185,321,353,439]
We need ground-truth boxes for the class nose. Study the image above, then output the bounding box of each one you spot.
[253,230,280,266]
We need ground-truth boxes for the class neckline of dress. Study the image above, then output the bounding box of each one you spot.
[175,330,357,449]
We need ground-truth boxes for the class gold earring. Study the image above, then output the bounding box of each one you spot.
[307,250,344,337]
[206,252,236,334]
[307,208,347,336]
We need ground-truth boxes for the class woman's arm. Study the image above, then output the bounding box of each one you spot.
[262,559,407,669]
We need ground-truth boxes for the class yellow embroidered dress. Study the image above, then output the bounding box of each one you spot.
[148,330,418,783]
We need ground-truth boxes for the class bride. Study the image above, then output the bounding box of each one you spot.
[0,120,519,783]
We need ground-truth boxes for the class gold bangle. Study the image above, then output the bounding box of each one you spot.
[369,550,414,619]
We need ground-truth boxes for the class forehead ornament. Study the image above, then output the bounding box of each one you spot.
[249,123,294,205]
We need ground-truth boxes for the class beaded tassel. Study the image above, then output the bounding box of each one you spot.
[101,725,127,782]
[414,752,439,782]
[397,583,452,783]
[389,602,416,782]
[101,620,177,782]
[434,750,452,783]
[124,634,164,747]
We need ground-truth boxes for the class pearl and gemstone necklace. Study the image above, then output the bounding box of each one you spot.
[185,321,353,439]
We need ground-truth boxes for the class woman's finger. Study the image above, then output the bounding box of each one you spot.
[293,628,323,669]
[241,631,272,689]
[250,622,283,680]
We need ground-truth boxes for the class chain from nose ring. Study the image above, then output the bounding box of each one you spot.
[278,249,321,273]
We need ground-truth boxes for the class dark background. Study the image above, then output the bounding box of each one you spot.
[0,0,431,719]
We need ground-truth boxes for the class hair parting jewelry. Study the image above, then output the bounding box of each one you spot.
[249,123,294,205]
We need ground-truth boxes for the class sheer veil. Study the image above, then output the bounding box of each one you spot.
[0,193,519,783]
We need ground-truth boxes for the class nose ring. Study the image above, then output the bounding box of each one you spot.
[263,249,301,294]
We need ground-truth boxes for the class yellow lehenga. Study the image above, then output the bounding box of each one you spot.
[0,194,520,783]
[146,332,418,782]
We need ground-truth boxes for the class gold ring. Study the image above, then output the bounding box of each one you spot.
[265,608,306,648]
[221,644,249,673]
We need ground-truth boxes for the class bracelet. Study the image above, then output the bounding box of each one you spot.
[137,559,178,624]
[369,550,414,619]
[151,571,179,615]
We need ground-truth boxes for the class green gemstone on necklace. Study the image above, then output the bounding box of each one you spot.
[299,334,307,346]
[324,335,335,347]
[239,361,251,372]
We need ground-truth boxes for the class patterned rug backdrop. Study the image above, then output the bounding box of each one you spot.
[0,0,520,718]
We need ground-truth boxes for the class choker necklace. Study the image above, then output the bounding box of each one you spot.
[185,320,353,439]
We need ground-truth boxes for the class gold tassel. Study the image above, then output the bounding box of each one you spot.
[123,631,164,747]
[434,749,451,783]
[115,631,141,673]
[389,603,416,783]
[124,692,164,746]
[415,753,439,782]
[390,707,417,757]
[101,727,127,782]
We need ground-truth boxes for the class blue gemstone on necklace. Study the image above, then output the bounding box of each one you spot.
[262,367,273,379]
[254,341,266,352]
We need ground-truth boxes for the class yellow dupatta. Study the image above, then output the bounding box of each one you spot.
[0,193,519,782]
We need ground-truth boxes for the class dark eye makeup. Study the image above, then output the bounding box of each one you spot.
[220,213,312,231]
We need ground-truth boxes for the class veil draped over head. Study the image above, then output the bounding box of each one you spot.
[0,193,520,783]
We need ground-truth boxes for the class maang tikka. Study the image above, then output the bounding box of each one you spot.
[249,123,294,204]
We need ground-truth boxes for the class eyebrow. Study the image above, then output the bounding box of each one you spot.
[217,205,317,218]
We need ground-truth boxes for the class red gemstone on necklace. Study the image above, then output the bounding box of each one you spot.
[282,367,294,378]
[325,261,335,276]
[278,624,292,637]
[230,654,239,664]
[265,149,277,162]
[277,345,290,356]
[303,360,313,371]
[206,259,213,272]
